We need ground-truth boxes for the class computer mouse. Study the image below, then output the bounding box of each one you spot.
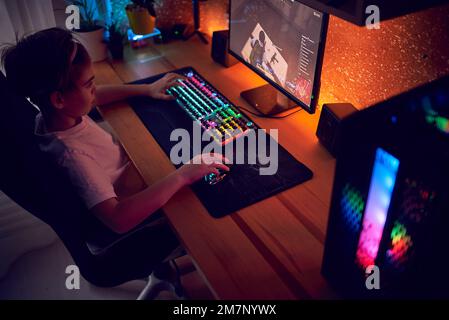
[204,168,228,185]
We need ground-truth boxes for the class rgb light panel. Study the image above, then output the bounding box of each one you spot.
[340,183,365,233]
[356,148,400,269]
[386,221,413,268]
[425,114,449,134]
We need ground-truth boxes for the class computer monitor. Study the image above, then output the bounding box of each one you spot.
[229,0,328,114]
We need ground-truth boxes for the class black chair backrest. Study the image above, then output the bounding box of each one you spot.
[0,71,102,282]
[0,72,161,287]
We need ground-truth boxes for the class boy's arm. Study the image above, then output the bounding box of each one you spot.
[91,155,229,234]
[95,73,185,105]
[91,170,185,234]
[95,84,150,105]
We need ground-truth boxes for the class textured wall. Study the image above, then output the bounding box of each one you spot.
[155,0,229,34]
[319,3,449,109]
[199,0,229,34]
[154,0,192,28]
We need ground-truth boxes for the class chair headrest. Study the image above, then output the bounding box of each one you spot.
[0,70,87,232]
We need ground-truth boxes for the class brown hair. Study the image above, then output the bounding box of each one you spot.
[1,27,91,115]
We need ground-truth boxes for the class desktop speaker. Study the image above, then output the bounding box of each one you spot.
[316,103,358,157]
[211,30,238,68]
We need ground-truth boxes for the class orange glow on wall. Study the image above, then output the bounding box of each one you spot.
[199,0,229,35]
[155,1,449,110]
[319,3,449,109]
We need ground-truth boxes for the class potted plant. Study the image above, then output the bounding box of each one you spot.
[125,0,158,35]
[71,0,108,62]
[106,20,126,60]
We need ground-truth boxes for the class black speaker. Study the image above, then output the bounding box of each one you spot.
[316,103,358,157]
[211,30,238,67]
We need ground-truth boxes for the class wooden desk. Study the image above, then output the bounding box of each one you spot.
[95,37,337,299]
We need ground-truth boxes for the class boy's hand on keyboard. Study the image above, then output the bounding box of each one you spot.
[177,153,230,186]
[147,73,187,100]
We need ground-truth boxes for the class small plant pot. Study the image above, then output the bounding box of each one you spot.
[126,5,156,35]
[74,27,108,62]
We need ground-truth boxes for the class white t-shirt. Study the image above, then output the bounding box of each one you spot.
[34,113,130,209]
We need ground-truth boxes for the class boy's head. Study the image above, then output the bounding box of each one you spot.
[1,28,95,118]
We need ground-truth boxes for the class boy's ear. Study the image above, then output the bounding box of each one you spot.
[50,91,65,110]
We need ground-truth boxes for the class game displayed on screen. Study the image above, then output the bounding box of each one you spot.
[230,0,324,107]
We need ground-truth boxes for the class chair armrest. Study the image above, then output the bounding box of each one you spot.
[85,212,166,256]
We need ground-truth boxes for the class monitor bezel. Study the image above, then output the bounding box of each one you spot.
[228,0,329,114]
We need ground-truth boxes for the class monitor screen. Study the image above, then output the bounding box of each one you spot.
[229,0,327,113]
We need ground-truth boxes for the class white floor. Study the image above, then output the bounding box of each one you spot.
[0,191,212,300]
[0,191,149,299]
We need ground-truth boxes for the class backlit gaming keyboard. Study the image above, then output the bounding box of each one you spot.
[166,69,255,145]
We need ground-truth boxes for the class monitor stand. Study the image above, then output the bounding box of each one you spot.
[240,84,298,115]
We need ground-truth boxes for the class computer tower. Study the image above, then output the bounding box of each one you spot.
[322,75,449,298]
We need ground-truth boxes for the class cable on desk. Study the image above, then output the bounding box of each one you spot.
[236,105,303,119]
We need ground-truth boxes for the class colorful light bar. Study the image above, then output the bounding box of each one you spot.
[356,148,400,268]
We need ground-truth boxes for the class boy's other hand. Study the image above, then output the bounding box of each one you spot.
[177,153,230,186]
[146,73,186,100]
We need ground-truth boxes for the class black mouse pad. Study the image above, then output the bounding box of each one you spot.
[127,67,313,218]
